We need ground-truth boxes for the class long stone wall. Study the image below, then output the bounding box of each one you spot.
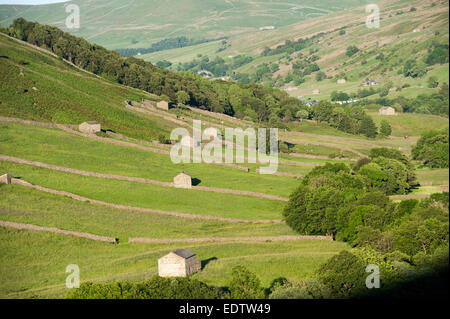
[0,220,117,243]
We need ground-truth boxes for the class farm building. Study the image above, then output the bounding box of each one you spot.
[79,121,101,134]
[363,80,378,86]
[158,249,201,277]
[156,100,176,110]
[174,172,192,189]
[337,79,346,84]
[0,173,12,184]
[312,89,320,95]
[378,106,396,116]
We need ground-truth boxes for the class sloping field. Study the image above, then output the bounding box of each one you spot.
[0,0,374,49]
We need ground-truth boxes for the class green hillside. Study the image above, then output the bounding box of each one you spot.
[0,0,376,49]
[148,0,449,103]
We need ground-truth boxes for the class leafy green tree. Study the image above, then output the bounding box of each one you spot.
[296,109,309,122]
[313,101,334,123]
[403,59,427,78]
[269,278,331,299]
[346,45,359,57]
[228,265,265,299]
[176,90,190,106]
[316,250,366,298]
[427,76,439,88]
[412,128,449,168]
[379,120,392,136]
[315,71,326,82]
[359,116,378,138]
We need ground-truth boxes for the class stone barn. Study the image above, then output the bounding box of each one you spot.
[79,121,101,134]
[378,106,396,116]
[337,79,346,84]
[0,173,12,184]
[156,100,175,110]
[174,172,192,189]
[158,249,201,277]
[312,89,320,95]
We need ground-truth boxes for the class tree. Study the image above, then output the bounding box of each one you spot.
[296,109,309,122]
[316,250,366,298]
[427,76,439,88]
[403,59,427,78]
[228,265,265,299]
[412,128,449,168]
[313,101,334,123]
[176,90,190,106]
[346,45,359,57]
[380,120,392,136]
[315,71,326,82]
[359,116,378,138]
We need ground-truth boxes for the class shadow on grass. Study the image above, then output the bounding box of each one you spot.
[201,257,217,270]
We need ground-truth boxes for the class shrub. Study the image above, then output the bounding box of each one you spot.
[346,45,359,57]
[316,250,366,298]
[66,276,224,299]
[379,120,392,136]
[228,265,265,299]
[269,278,331,299]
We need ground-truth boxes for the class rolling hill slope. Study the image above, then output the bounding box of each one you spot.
[149,0,449,102]
[0,0,376,49]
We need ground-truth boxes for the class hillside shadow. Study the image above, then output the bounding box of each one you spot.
[192,178,201,186]
[201,257,217,270]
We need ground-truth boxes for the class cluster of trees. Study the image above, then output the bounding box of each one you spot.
[402,42,448,79]
[312,101,379,138]
[6,19,308,124]
[283,148,419,235]
[412,128,449,168]
[281,154,448,297]
[356,84,449,117]
[115,36,224,57]
[261,35,319,57]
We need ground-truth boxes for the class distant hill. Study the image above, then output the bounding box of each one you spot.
[0,0,376,49]
[153,0,449,102]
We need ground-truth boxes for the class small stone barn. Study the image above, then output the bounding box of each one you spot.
[378,106,396,116]
[337,79,346,84]
[0,173,12,184]
[156,100,175,110]
[174,172,192,189]
[79,121,101,134]
[312,89,320,95]
[158,249,201,277]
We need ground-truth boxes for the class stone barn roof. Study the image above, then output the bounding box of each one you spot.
[172,248,196,259]
[177,171,192,178]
